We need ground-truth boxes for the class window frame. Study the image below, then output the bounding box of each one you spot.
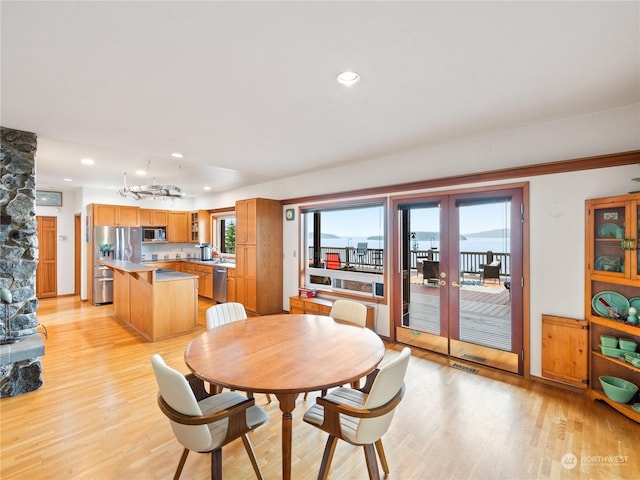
[300,198,387,300]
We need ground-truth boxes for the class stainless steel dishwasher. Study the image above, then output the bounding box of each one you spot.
[213,266,227,303]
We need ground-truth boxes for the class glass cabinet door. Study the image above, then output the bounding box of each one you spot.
[589,196,640,280]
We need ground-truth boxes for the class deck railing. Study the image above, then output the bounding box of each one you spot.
[310,246,511,277]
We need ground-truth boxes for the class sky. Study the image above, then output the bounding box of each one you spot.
[311,201,511,238]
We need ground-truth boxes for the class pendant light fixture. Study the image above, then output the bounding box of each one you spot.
[117,160,185,200]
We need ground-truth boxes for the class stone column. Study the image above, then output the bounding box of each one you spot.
[0,126,43,397]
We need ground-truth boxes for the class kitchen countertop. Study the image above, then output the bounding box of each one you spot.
[100,259,198,280]
[144,259,235,268]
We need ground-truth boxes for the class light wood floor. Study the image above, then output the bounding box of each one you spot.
[1,296,638,479]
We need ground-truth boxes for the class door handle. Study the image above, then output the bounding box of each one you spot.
[451,281,459,288]
[439,280,447,287]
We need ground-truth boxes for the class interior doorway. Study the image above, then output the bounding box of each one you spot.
[393,186,525,375]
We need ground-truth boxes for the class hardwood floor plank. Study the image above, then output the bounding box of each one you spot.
[1,296,638,479]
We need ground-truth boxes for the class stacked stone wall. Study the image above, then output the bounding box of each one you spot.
[0,126,43,396]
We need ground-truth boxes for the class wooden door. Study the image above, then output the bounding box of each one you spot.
[36,216,57,298]
[541,314,588,387]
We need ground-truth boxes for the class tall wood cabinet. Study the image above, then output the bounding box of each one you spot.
[235,198,282,314]
[585,193,640,422]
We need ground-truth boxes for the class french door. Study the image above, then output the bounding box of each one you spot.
[394,187,524,375]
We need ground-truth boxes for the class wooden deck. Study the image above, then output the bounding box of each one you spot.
[406,271,512,350]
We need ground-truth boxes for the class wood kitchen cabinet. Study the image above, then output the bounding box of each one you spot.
[585,193,640,423]
[139,209,168,226]
[91,204,140,226]
[227,267,236,302]
[289,296,376,330]
[167,211,190,243]
[235,198,282,315]
[190,210,210,244]
[182,261,214,299]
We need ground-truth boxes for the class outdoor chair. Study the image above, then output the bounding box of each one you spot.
[326,252,341,270]
[480,260,501,284]
[356,242,368,264]
[303,347,411,480]
[420,260,440,285]
[151,354,269,480]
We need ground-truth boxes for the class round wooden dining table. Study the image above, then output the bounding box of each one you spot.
[184,313,385,480]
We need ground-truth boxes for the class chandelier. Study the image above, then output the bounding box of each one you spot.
[117,162,185,201]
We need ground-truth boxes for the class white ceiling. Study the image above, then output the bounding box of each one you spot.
[2,1,639,198]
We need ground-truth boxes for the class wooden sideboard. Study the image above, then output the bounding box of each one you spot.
[289,296,375,330]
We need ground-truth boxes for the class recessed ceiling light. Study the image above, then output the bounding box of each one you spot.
[63,178,73,182]
[171,152,184,159]
[336,70,360,86]
[204,186,211,191]
[81,158,94,165]
[135,169,146,176]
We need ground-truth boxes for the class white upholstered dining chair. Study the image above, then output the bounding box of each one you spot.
[303,347,411,480]
[205,303,271,403]
[329,299,367,327]
[304,299,368,401]
[151,354,269,480]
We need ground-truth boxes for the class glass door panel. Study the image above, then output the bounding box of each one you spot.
[449,196,520,374]
[592,203,626,276]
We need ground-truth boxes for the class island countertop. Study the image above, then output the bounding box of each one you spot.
[100,259,198,281]
[100,259,198,341]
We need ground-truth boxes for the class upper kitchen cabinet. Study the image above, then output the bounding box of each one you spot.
[91,204,140,226]
[190,210,210,244]
[139,209,168,226]
[586,193,640,284]
[167,211,190,243]
[235,198,282,315]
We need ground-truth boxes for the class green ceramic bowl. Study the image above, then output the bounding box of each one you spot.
[600,335,618,348]
[599,376,638,403]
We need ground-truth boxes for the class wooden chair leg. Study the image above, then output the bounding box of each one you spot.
[304,392,309,400]
[241,433,264,480]
[173,448,189,480]
[210,449,223,480]
[318,435,339,480]
[374,439,389,474]
[363,443,381,480]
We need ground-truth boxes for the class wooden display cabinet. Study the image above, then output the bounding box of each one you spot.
[190,210,211,244]
[585,193,640,422]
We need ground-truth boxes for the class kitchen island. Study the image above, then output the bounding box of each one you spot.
[100,260,198,341]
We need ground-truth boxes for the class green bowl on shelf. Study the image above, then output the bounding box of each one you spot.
[599,376,639,403]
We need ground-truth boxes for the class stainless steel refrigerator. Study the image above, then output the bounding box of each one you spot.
[93,226,142,305]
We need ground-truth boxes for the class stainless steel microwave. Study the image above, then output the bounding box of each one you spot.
[143,227,166,242]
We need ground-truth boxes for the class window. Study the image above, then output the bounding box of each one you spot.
[215,215,236,254]
[302,202,385,297]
